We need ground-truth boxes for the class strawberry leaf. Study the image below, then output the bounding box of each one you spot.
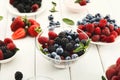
[0,16,3,21]
[101,76,106,80]
[62,18,74,25]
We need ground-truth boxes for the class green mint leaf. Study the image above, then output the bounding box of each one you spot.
[0,16,3,21]
[62,18,74,25]
[101,76,106,80]
[52,1,57,6]
[73,42,84,53]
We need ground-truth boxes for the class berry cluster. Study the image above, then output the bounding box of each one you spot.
[11,16,42,40]
[77,13,120,43]
[106,57,120,80]
[0,38,19,60]
[48,15,60,31]
[10,0,42,13]
[75,0,90,6]
[38,30,89,60]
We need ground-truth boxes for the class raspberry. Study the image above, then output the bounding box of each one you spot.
[94,27,101,35]
[116,57,120,66]
[111,76,120,80]
[79,0,87,6]
[78,25,85,30]
[85,23,94,33]
[4,38,13,44]
[7,43,16,50]
[78,32,88,40]
[115,28,120,35]
[99,19,107,28]
[38,36,49,45]
[102,27,110,36]
[109,24,114,32]
[111,31,118,38]
[0,50,4,60]
[91,35,100,42]
[85,32,91,37]
[31,4,39,12]
[48,31,58,40]
[106,35,115,43]
[48,40,55,46]
[100,35,107,42]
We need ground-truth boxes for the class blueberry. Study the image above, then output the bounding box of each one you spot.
[67,35,72,40]
[75,38,80,43]
[46,53,51,58]
[86,0,90,3]
[54,44,59,48]
[49,21,55,26]
[86,14,93,19]
[74,43,80,48]
[104,15,110,19]
[77,21,81,26]
[65,56,71,60]
[15,71,23,80]
[51,52,57,58]
[55,21,60,25]
[77,50,85,56]
[54,55,61,60]
[71,54,78,59]
[48,15,54,21]
[95,13,101,18]
[43,48,48,52]
[56,47,64,55]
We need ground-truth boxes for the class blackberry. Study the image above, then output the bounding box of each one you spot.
[16,3,25,13]
[0,46,7,53]
[61,38,69,47]
[54,37,61,45]
[58,32,66,38]
[3,50,15,59]
[0,40,5,47]
[66,43,73,51]
[25,5,31,13]
[48,46,56,53]
[15,71,23,80]
[62,51,70,58]
[70,40,76,46]
[13,1,18,7]
[36,1,41,7]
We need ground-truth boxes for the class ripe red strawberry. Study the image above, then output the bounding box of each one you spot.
[94,27,101,35]
[10,16,25,32]
[109,24,114,32]
[28,19,40,27]
[7,42,16,50]
[4,38,13,44]
[78,32,88,40]
[91,35,100,42]
[0,50,4,60]
[106,65,117,80]
[111,31,118,38]
[99,19,107,28]
[115,28,120,35]
[48,31,58,40]
[31,4,39,12]
[106,35,115,43]
[102,27,110,36]
[79,0,86,6]
[38,36,49,45]
[116,57,120,66]
[28,25,41,37]
[10,0,14,4]
[12,28,26,40]
[85,23,94,33]
[100,35,107,42]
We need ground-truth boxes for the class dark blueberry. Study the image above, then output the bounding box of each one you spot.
[67,35,72,40]
[43,48,48,52]
[54,37,61,45]
[77,50,85,56]
[58,32,66,38]
[95,13,101,18]
[66,43,74,51]
[71,32,78,40]
[86,0,90,3]
[55,21,60,25]
[56,47,64,55]
[49,21,55,26]
[46,53,51,58]
[86,14,93,20]
[12,17,15,21]
[75,38,80,43]
[111,19,116,23]
[54,55,61,60]
[16,3,25,13]
[51,52,57,58]
[74,43,80,49]
[48,46,56,53]
[65,56,71,60]
[54,44,59,48]
[77,21,81,26]
[48,15,54,21]
[104,15,110,19]
[71,54,78,59]
[15,71,23,80]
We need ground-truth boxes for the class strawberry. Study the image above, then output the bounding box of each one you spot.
[28,25,41,37]
[38,36,49,45]
[28,19,40,27]
[79,0,86,6]
[99,19,107,28]
[12,28,26,40]
[91,35,100,42]
[109,24,114,32]
[48,31,58,40]
[102,27,110,36]
[94,27,101,35]
[9,0,14,4]
[31,4,39,12]
[7,42,16,50]
[78,32,88,40]
[111,31,118,38]
[10,16,25,32]
[0,50,4,60]
[106,35,115,43]
[85,23,94,33]
[4,38,13,44]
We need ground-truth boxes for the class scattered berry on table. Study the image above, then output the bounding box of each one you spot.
[15,71,23,80]
[75,0,90,6]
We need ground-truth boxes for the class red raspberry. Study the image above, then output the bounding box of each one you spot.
[38,36,49,45]
[0,50,4,60]
[111,76,120,80]
[100,35,107,42]
[77,28,82,33]
[78,32,88,40]
[111,31,118,38]
[106,35,115,43]
[9,0,14,4]
[79,0,87,6]
[31,4,39,12]
[85,23,94,33]
[48,40,55,46]
[109,24,114,32]
[4,38,13,44]
[102,27,110,36]
[78,25,85,30]
[116,57,120,66]
[99,19,107,28]
[85,32,92,37]
[91,35,100,42]
[94,27,101,35]
[115,28,120,35]
[48,31,58,40]
[7,42,16,50]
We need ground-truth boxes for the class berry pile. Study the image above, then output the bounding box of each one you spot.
[77,13,120,43]
[0,38,19,60]
[11,16,42,40]
[38,30,89,60]
[106,57,120,80]
[10,0,42,13]
[48,15,60,31]
[75,0,90,6]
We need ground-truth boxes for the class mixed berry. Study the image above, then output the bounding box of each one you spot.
[10,0,42,13]
[75,0,90,6]
[37,30,90,60]
[0,38,19,60]
[11,16,42,40]
[105,57,120,80]
[48,15,60,31]
[77,13,120,43]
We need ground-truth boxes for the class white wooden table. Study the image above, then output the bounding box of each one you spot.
[0,0,120,80]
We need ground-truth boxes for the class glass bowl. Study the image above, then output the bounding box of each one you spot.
[36,28,90,68]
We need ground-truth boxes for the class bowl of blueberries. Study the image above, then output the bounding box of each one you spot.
[36,28,90,68]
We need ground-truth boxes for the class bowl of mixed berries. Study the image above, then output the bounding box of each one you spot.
[0,38,19,63]
[36,28,90,68]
